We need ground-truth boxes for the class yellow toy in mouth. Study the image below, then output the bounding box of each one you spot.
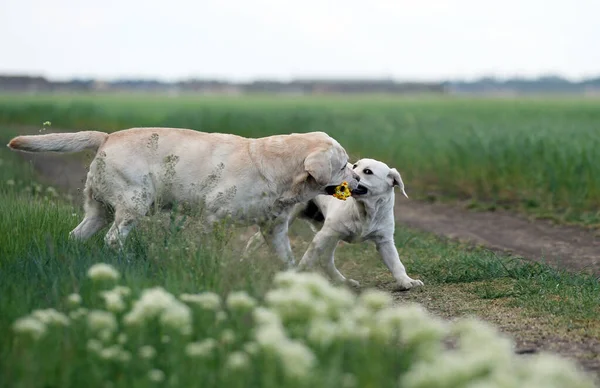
[332,181,351,200]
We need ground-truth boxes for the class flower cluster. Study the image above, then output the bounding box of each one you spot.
[332,181,351,200]
[10,263,595,388]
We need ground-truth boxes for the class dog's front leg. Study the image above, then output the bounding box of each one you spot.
[260,220,296,269]
[375,239,424,291]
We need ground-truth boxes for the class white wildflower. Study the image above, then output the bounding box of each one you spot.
[69,307,88,320]
[220,329,236,345]
[518,353,596,388]
[186,338,217,358]
[118,333,128,344]
[100,345,122,360]
[31,308,70,326]
[226,291,257,311]
[179,292,221,310]
[341,373,358,388]
[87,339,103,354]
[267,272,353,321]
[6,179,15,186]
[99,329,113,342]
[100,289,126,312]
[307,318,339,347]
[87,310,117,333]
[13,317,47,340]
[253,307,280,326]
[112,286,131,297]
[87,263,120,281]
[225,351,250,371]
[138,345,157,359]
[125,287,191,333]
[375,304,446,349]
[358,289,392,311]
[216,311,227,323]
[67,293,82,307]
[160,303,192,334]
[162,335,171,344]
[243,342,260,355]
[277,340,316,379]
[46,186,58,197]
[118,350,132,363]
[148,369,165,383]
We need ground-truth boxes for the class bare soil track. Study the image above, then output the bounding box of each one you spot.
[7,138,600,382]
[396,199,600,276]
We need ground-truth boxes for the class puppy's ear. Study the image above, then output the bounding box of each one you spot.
[388,168,408,198]
[304,149,332,186]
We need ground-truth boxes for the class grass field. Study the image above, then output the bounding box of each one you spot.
[0,94,599,225]
[0,95,599,386]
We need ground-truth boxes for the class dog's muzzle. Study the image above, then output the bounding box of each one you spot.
[325,185,338,195]
[351,185,368,196]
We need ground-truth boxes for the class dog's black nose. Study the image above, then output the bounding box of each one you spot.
[355,176,360,182]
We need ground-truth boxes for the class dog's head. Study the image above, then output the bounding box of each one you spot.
[303,136,360,195]
[349,158,408,199]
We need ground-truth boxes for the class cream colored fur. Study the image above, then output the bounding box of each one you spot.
[8,127,359,267]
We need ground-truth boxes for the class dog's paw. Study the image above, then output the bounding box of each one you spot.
[396,278,424,291]
[345,278,360,288]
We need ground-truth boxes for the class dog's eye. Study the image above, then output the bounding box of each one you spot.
[352,164,357,169]
[364,169,373,175]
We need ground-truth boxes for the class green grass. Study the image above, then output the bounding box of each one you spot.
[0,140,598,387]
[1,96,599,386]
[0,94,599,225]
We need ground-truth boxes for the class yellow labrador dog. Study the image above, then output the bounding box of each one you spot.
[8,127,359,267]
[245,158,423,290]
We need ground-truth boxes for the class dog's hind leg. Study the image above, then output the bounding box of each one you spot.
[260,220,296,269]
[69,187,111,241]
[242,230,265,260]
[103,190,153,250]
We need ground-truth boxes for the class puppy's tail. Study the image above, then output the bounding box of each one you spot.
[7,131,109,153]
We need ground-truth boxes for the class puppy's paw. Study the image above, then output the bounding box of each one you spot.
[345,278,360,288]
[396,278,424,291]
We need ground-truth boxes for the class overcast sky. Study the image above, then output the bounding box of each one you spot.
[1,0,598,81]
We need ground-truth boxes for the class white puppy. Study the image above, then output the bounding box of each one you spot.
[8,127,359,267]
[245,158,423,290]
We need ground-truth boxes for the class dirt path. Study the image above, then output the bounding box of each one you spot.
[396,199,600,275]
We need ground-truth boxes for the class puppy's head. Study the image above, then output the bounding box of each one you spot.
[349,158,408,199]
[304,138,359,194]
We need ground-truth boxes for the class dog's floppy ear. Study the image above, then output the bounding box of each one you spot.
[304,149,333,186]
[388,168,408,198]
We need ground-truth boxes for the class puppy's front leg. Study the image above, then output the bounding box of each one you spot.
[375,239,424,291]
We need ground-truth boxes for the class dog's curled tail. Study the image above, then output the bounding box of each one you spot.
[7,131,109,153]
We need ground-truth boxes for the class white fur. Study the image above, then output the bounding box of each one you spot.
[8,127,359,268]
[245,158,423,290]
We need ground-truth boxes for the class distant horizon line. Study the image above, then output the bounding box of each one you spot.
[1,72,600,84]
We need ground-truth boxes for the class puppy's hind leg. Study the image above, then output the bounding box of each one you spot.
[298,230,358,286]
[323,245,360,288]
[69,186,111,241]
